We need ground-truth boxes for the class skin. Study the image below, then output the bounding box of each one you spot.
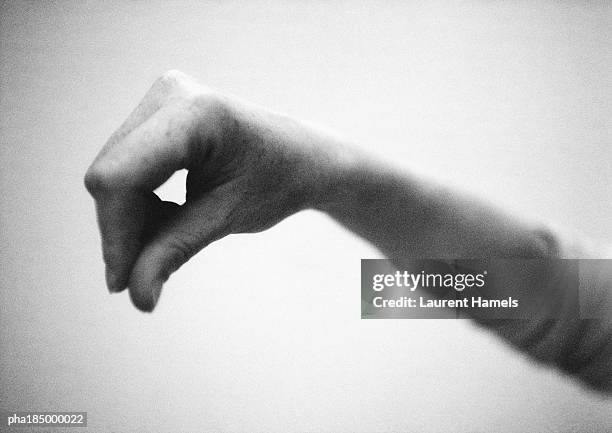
[85,70,611,393]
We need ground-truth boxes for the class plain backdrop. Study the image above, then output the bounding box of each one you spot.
[1,1,611,432]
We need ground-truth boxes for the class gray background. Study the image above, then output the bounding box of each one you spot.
[1,1,611,432]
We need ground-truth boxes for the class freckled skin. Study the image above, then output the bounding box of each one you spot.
[85,70,611,394]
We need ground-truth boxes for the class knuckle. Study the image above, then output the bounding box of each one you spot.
[156,71,222,115]
[83,161,123,195]
[185,90,230,132]
[162,234,198,272]
[160,68,185,83]
[157,69,190,91]
[84,163,111,195]
[156,71,225,120]
[188,90,223,113]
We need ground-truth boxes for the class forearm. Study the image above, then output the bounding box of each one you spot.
[313,146,555,260]
[310,142,612,393]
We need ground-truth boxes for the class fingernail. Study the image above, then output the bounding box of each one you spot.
[105,268,123,293]
[129,284,159,313]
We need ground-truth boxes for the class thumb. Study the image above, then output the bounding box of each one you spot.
[128,195,232,312]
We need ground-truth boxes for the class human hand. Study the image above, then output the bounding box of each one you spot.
[85,70,330,311]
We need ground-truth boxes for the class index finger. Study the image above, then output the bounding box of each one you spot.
[85,102,196,292]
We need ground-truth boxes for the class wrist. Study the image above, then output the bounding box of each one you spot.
[308,140,365,213]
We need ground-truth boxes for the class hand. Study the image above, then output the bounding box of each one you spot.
[85,70,328,311]
[86,71,612,392]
